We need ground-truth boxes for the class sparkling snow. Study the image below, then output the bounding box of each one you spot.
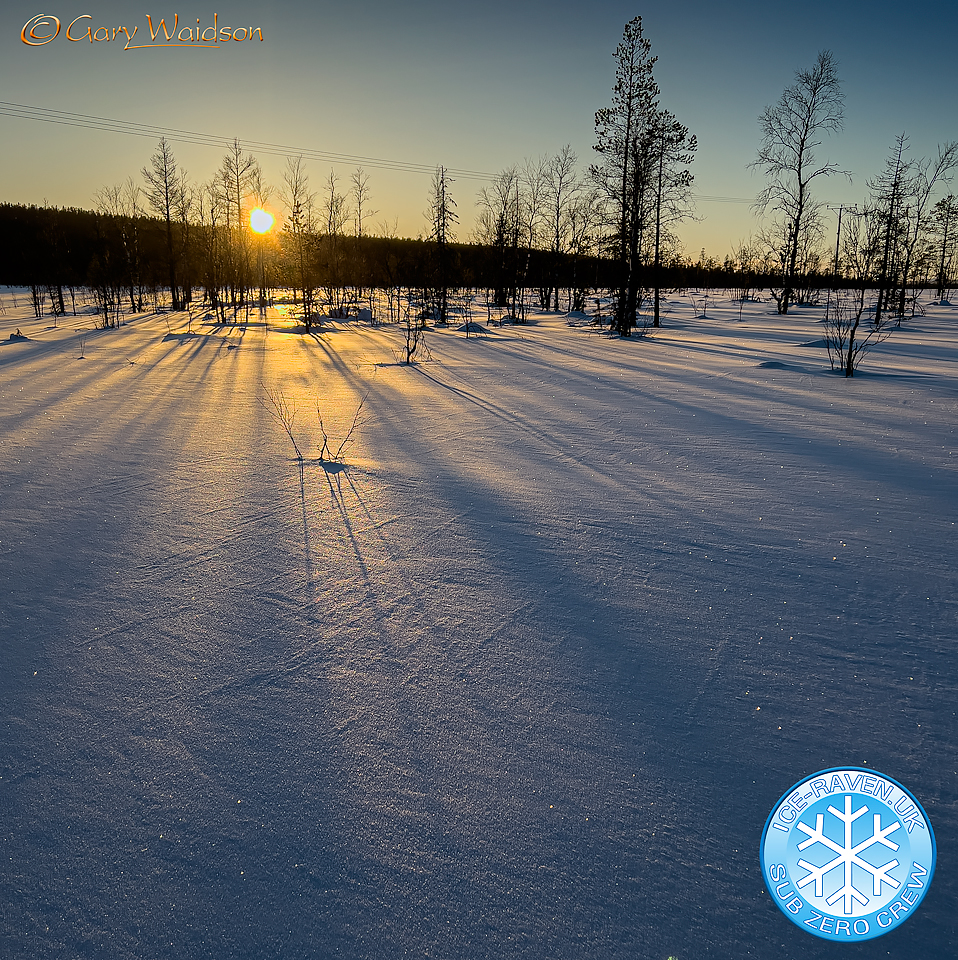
[1,291,956,959]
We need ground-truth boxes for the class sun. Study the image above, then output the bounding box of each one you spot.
[249,207,274,234]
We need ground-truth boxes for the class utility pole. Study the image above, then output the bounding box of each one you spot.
[827,204,855,284]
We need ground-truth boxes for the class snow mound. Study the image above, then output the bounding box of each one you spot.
[456,321,487,334]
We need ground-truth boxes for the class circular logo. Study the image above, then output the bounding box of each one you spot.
[761,767,936,941]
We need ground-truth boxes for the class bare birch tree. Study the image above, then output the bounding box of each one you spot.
[351,167,376,238]
[477,168,521,317]
[218,139,259,309]
[543,145,582,311]
[751,51,848,315]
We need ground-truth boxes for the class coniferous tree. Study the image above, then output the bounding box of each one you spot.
[425,166,458,325]
[931,195,958,301]
[592,18,696,335]
[591,16,660,336]
[142,138,185,309]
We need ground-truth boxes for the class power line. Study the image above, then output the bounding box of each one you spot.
[693,194,753,204]
[1,100,759,204]
[0,100,498,181]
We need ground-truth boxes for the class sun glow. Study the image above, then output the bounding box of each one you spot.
[250,208,274,234]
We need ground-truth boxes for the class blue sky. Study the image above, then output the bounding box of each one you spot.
[2,0,956,257]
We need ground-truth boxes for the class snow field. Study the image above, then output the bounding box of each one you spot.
[1,291,956,959]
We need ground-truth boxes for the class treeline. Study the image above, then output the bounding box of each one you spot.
[5,198,947,323]
[0,201,787,316]
[0,201,600,304]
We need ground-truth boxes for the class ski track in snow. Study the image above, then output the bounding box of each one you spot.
[1,295,956,959]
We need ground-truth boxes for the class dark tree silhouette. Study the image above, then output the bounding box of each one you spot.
[142,138,185,310]
[591,16,660,336]
[425,166,458,325]
[751,51,848,315]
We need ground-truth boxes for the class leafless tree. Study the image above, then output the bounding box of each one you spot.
[319,169,351,314]
[822,293,892,377]
[196,178,228,319]
[542,145,582,310]
[94,177,145,312]
[281,156,318,330]
[477,167,521,315]
[249,166,273,307]
[751,51,849,315]
[648,109,696,326]
[317,394,368,462]
[260,384,303,462]
[870,139,958,321]
[519,157,548,251]
[351,167,376,238]
[350,167,377,306]
[218,139,260,310]
[565,187,602,312]
[730,240,760,305]
[321,169,350,237]
[398,305,429,365]
[176,173,198,310]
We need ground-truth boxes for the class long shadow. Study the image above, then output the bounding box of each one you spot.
[317,462,375,594]
[251,319,958,956]
[315,378,876,957]
[340,323,958,522]
[2,343,360,959]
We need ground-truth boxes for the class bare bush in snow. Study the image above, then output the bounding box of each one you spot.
[822,294,892,377]
[260,384,303,461]
[317,394,368,463]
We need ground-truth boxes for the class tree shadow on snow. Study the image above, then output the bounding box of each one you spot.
[162,331,203,342]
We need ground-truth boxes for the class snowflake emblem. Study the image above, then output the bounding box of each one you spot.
[794,794,901,913]
[761,767,937,942]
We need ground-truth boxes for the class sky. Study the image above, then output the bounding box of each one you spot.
[1,0,956,258]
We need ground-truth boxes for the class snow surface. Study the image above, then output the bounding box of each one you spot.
[1,291,956,959]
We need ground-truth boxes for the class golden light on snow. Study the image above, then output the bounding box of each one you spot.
[249,208,274,234]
